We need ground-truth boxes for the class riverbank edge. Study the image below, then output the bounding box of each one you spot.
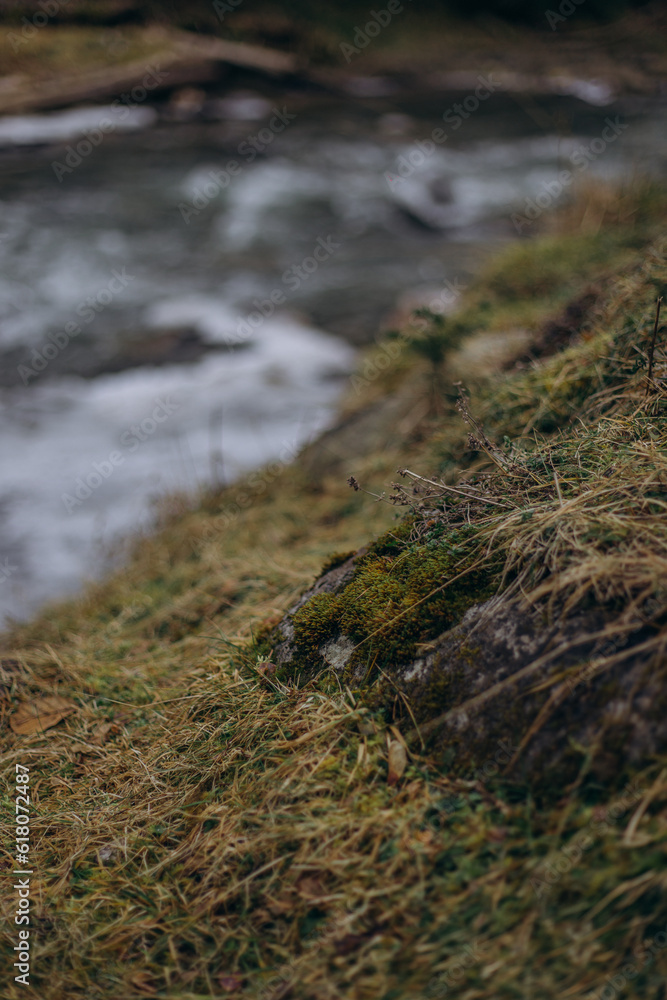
[1,185,667,998]
[1,4,667,116]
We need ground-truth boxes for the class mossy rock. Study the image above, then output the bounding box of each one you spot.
[271,546,667,793]
[271,523,500,684]
[388,596,667,789]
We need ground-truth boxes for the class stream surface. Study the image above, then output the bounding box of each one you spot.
[0,78,665,624]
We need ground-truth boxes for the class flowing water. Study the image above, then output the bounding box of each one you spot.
[0,77,665,623]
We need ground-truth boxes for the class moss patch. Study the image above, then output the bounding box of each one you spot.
[289,524,501,678]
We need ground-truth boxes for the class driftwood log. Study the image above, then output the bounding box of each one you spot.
[0,28,298,115]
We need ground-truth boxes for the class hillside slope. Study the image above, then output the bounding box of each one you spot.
[2,185,667,999]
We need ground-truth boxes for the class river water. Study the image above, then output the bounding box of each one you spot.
[0,77,665,624]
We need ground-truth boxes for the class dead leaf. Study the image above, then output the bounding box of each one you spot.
[10,695,77,735]
[256,662,277,686]
[387,739,407,786]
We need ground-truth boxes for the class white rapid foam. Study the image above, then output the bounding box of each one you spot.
[0,105,157,146]
[0,315,353,623]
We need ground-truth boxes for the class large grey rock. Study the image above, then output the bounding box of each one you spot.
[272,560,667,786]
[389,595,666,784]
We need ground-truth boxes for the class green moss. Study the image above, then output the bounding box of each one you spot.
[289,525,501,676]
[291,591,340,650]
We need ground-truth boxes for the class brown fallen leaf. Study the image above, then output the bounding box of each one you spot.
[387,739,407,786]
[10,695,77,735]
[256,662,277,686]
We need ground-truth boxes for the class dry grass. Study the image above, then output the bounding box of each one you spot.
[3,639,667,1000]
[376,237,667,746]
[2,189,667,998]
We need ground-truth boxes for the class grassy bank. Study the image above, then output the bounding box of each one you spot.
[2,183,667,998]
[1,2,666,107]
